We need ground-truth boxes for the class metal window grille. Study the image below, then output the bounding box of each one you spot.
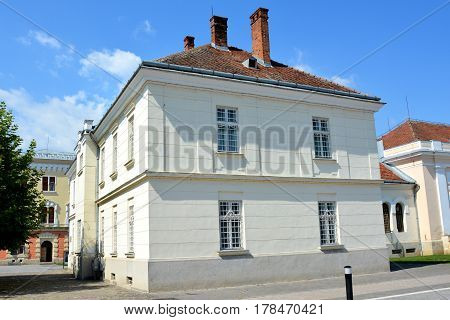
[112,134,118,172]
[100,215,104,254]
[217,107,239,152]
[382,203,391,233]
[128,116,134,160]
[76,219,82,251]
[318,201,337,245]
[100,148,105,182]
[127,205,134,253]
[312,118,331,158]
[219,201,242,250]
[112,210,117,253]
[395,203,404,232]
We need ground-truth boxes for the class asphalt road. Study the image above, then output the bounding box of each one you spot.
[0,263,448,300]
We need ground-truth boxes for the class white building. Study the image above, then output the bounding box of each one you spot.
[68,8,390,291]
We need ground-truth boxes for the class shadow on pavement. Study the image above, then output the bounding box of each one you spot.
[0,273,106,299]
[390,261,449,272]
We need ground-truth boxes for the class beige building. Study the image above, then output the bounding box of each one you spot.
[0,151,75,264]
[379,120,450,255]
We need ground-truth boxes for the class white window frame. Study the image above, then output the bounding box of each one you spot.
[112,207,117,254]
[219,200,243,250]
[112,133,118,173]
[217,107,239,153]
[318,201,338,246]
[127,200,134,254]
[42,176,56,192]
[100,213,104,254]
[128,116,134,161]
[312,117,331,159]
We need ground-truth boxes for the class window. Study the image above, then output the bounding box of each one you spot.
[42,176,56,192]
[382,203,391,233]
[112,207,117,253]
[217,107,239,152]
[76,219,82,251]
[128,116,134,160]
[18,245,25,255]
[396,203,404,232]
[312,118,331,158]
[112,134,118,173]
[219,201,242,250]
[100,147,105,182]
[79,154,84,171]
[100,214,104,254]
[41,207,55,224]
[318,201,337,245]
[127,202,134,253]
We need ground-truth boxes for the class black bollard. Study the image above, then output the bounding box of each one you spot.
[344,266,353,300]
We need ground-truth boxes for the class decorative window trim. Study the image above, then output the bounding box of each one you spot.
[127,114,135,162]
[217,249,249,257]
[127,199,135,254]
[109,171,118,180]
[219,200,243,251]
[124,158,135,170]
[42,176,57,192]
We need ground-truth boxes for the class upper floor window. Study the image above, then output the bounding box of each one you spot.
[318,201,337,245]
[382,203,391,233]
[219,200,242,250]
[41,206,55,224]
[42,176,56,192]
[79,153,84,170]
[112,133,118,173]
[128,116,134,161]
[396,203,404,232]
[312,117,331,158]
[217,107,239,152]
[100,147,105,182]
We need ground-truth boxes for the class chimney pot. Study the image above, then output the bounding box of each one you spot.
[184,36,195,51]
[250,7,271,66]
[210,15,228,49]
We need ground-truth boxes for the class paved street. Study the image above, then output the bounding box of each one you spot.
[0,263,448,300]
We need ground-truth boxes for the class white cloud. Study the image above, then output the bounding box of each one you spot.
[79,49,141,82]
[0,87,108,152]
[330,75,356,87]
[28,30,61,49]
[292,49,314,74]
[133,19,155,38]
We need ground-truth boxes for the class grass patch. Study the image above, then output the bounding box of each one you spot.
[390,254,450,263]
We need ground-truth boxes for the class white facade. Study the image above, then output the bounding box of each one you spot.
[68,64,389,291]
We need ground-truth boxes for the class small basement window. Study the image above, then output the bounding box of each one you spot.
[126,276,133,285]
[392,249,402,254]
[405,248,416,253]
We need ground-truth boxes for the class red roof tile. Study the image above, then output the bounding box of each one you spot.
[379,163,406,182]
[380,120,450,150]
[156,45,359,94]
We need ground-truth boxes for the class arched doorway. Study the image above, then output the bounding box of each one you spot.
[40,241,53,262]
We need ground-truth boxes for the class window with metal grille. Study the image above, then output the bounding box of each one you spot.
[217,107,239,152]
[318,201,337,245]
[396,203,404,232]
[112,133,118,173]
[76,219,82,251]
[219,201,242,250]
[312,118,331,158]
[128,116,134,161]
[100,147,105,182]
[127,203,134,253]
[382,203,391,233]
[100,214,104,254]
[112,208,117,253]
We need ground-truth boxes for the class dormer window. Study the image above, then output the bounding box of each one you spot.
[243,57,258,69]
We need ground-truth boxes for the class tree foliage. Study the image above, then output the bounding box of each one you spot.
[0,101,45,251]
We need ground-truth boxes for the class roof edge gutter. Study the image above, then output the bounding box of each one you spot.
[142,61,382,102]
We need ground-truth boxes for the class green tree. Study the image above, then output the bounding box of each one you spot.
[0,101,45,251]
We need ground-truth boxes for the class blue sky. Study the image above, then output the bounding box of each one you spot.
[1,0,449,152]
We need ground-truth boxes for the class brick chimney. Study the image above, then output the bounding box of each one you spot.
[184,36,195,51]
[250,8,271,66]
[210,15,228,49]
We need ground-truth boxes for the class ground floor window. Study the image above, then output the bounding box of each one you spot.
[219,201,242,250]
[396,203,404,232]
[318,201,337,245]
[382,203,390,233]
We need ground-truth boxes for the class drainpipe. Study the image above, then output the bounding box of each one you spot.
[413,183,423,256]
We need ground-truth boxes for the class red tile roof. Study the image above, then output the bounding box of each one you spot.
[380,120,450,150]
[156,44,359,94]
[379,163,407,182]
